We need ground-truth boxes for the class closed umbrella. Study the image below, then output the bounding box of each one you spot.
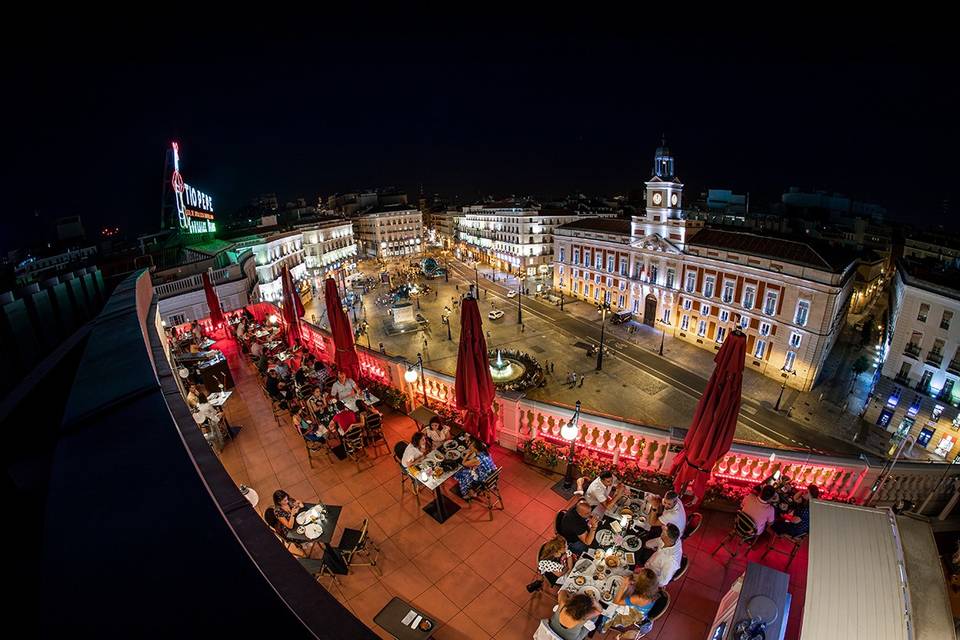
[455,295,497,445]
[324,277,360,382]
[280,265,302,349]
[670,328,747,502]
[202,271,226,333]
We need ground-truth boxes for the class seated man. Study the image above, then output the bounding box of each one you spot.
[771,484,818,537]
[742,485,777,535]
[646,490,686,538]
[329,370,359,404]
[642,523,682,587]
[265,369,287,400]
[328,402,360,437]
[575,470,624,510]
[558,499,600,555]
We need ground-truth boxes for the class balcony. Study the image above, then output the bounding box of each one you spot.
[894,374,911,386]
[903,343,922,359]
[949,360,960,376]
[926,351,944,367]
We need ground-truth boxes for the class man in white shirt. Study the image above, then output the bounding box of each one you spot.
[575,471,625,510]
[249,340,263,358]
[648,491,686,537]
[330,370,359,403]
[643,523,683,587]
[401,432,428,467]
[741,485,777,535]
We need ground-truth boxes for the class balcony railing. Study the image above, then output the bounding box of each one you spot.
[926,351,944,367]
[894,374,911,385]
[916,380,931,393]
[903,343,922,359]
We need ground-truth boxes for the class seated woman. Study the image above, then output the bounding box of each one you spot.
[354,399,382,430]
[598,568,660,634]
[291,405,326,442]
[452,441,496,499]
[328,402,361,437]
[535,536,573,591]
[549,591,602,640]
[423,416,450,449]
[272,490,304,534]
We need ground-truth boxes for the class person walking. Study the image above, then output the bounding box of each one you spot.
[571,372,578,388]
[579,374,585,388]
[550,362,555,374]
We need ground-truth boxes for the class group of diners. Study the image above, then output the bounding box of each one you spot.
[399,418,498,500]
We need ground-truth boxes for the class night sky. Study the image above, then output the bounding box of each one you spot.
[5,31,957,253]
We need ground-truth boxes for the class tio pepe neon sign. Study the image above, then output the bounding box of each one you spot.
[171,142,216,233]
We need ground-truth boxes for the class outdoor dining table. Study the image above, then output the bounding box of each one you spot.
[284,503,342,546]
[374,596,436,639]
[341,392,380,412]
[406,432,473,524]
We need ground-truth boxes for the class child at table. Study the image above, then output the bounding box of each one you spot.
[423,416,451,449]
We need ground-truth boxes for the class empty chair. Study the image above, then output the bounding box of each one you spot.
[682,512,703,541]
[761,530,808,569]
[296,555,341,587]
[338,518,381,575]
[711,511,759,562]
[342,426,369,471]
[362,412,389,456]
[470,467,504,512]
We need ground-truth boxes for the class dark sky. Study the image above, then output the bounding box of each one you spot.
[5,30,958,253]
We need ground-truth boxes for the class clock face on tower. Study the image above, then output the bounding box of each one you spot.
[652,192,663,205]
[670,193,679,207]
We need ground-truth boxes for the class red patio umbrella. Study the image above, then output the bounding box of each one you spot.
[323,277,360,382]
[201,271,226,333]
[280,265,302,349]
[455,295,497,445]
[669,328,747,503]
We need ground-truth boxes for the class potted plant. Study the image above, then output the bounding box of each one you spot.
[522,438,568,474]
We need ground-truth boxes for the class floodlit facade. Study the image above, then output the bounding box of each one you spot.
[301,219,357,277]
[553,144,856,391]
[353,204,423,259]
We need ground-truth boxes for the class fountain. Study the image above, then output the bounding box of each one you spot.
[489,349,527,384]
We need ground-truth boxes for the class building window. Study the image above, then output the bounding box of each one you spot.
[739,314,749,329]
[933,404,945,421]
[666,269,675,289]
[764,291,778,316]
[935,434,956,457]
[618,294,625,307]
[685,272,696,293]
[795,300,810,326]
[574,281,581,294]
[700,303,710,316]
[717,326,727,343]
[584,250,591,267]
[918,427,935,448]
[573,249,580,264]
[755,339,767,359]
[898,362,912,381]
[619,259,628,277]
[605,290,612,304]
[595,273,601,284]
[703,276,715,299]
[942,310,954,330]
[633,299,640,313]
[722,281,734,303]
[790,331,802,348]
[697,320,707,337]
[743,286,755,309]
[607,255,615,272]
[594,287,600,301]
[918,303,929,322]
[719,310,730,323]
[681,314,689,331]
[683,298,693,311]
[784,350,797,372]
[596,254,603,270]
[559,247,565,263]
[662,308,671,324]
[558,265,564,277]
[759,322,771,337]
[649,264,658,283]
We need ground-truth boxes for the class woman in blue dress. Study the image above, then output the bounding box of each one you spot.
[453,440,496,499]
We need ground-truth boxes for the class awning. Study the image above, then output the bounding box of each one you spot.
[801,500,955,640]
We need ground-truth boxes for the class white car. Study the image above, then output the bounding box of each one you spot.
[488,309,505,320]
[506,290,517,298]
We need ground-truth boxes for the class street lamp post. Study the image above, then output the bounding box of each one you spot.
[596,301,611,371]
[659,324,666,356]
[517,285,522,324]
[407,352,428,408]
[443,315,452,340]
[561,401,582,490]
[774,369,797,411]
[560,291,564,311]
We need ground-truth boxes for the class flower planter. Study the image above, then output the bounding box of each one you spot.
[523,450,568,475]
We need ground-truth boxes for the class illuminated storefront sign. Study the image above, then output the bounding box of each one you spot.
[170,142,216,234]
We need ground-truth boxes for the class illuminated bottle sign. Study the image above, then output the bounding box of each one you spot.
[170,142,216,234]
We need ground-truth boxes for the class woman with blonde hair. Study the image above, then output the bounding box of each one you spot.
[529,535,574,592]
[600,567,661,634]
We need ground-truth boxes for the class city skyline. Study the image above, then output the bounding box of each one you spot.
[6,35,957,252]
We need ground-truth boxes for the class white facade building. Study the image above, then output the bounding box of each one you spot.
[301,219,357,276]
[232,231,306,303]
[553,144,856,392]
[864,258,960,460]
[456,200,612,278]
[155,253,258,327]
[353,204,423,259]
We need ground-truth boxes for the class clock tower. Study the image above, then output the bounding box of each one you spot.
[632,138,701,247]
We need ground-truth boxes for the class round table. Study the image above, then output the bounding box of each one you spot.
[242,487,259,508]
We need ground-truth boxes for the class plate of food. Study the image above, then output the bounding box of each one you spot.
[573,575,587,586]
[582,586,601,602]
[604,555,620,569]
[601,576,625,603]
[445,449,461,460]
[595,529,615,546]
[418,619,433,632]
[573,558,593,574]
[304,523,323,540]
[433,467,445,477]
[429,450,445,462]
[622,535,642,551]
[443,440,458,450]
[296,512,310,525]
[619,507,634,517]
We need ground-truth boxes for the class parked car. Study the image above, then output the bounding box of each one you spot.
[544,294,561,305]
[507,290,517,298]
[611,310,633,325]
[488,309,505,320]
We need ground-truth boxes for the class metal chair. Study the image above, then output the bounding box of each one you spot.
[394,441,422,508]
[337,518,381,575]
[264,507,310,555]
[670,555,689,583]
[469,467,504,512]
[555,510,566,535]
[362,414,389,456]
[711,511,759,562]
[342,426,370,471]
[296,555,341,588]
[761,530,808,569]
[304,435,334,468]
[682,512,703,541]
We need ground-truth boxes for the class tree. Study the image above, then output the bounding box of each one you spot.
[852,355,870,376]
